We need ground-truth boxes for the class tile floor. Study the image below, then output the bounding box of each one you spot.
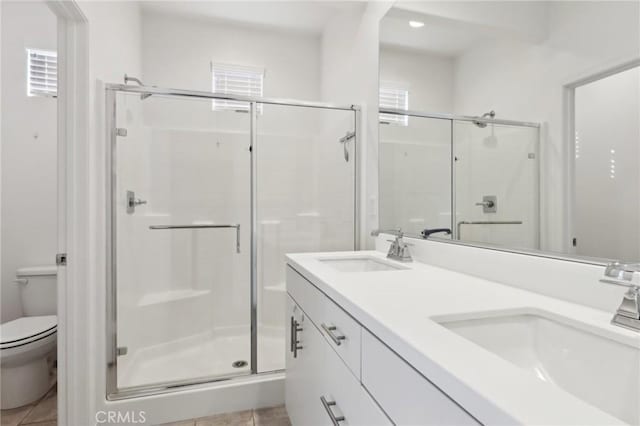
[162,405,291,426]
[0,385,57,426]
[1,386,290,426]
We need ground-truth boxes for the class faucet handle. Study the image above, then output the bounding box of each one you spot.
[602,262,640,330]
[372,228,403,237]
[600,262,640,288]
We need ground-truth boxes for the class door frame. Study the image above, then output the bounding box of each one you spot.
[45,0,90,424]
[562,57,640,255]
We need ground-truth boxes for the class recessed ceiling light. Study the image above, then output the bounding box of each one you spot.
[409,21,424,28]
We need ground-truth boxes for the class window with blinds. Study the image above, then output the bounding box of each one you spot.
[379,85,409,126]
[211,63,264,112]
[27,48,57,98]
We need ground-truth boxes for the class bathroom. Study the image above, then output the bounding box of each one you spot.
[0,1,638,425]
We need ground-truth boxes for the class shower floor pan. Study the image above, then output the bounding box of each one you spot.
[117,329,284,389]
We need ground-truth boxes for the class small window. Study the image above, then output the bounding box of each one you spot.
[211,62,264,112]
[27,48,57,98]
[379,84,409,126]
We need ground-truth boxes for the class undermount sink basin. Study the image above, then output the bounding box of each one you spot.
[319,256,407,273]
[438,310,640,425]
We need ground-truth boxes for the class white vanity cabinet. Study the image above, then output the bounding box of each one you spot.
[286,269,391,426]
[285,295,329,425]
[286,265,481,426]
[361,331,480,425]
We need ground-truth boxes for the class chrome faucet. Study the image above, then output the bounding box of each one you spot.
[600,262,640,332]
[371,229,412,262]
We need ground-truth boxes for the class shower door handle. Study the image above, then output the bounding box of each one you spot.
[149,224,241,253]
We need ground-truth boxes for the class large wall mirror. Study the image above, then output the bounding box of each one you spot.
[378,1,640,263]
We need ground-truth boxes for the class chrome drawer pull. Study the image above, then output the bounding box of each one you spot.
[290,316,295,353]
[290,316,303,358]
[321,323,346,346]
[320,396,345,425]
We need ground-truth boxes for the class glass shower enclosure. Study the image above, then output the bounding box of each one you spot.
[106,85,358,398]
[379,109,540,249]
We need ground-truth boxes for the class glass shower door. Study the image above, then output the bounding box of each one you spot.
[111,92,252,391]
[256,103,357,373]
[453,120,539,249]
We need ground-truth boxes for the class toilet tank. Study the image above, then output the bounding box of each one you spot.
[17,265,57,316]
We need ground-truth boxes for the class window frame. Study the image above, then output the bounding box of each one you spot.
[27,48,58,98]
[379,83,409,126]
[211,62,265,113]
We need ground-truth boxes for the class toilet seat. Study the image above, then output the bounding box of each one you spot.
[0,315,57,350]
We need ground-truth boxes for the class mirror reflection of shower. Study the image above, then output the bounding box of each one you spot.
[473,110,496,128]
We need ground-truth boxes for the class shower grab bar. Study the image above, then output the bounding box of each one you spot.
[149,224,241,253]
[457,220,522,238]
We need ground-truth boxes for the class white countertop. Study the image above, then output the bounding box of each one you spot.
[286,250,640,426]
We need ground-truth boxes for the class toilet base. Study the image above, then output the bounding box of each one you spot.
[1,357,51,409]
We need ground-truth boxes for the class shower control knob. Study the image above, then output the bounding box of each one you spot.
[475,195,497,213]
[126,190,147,214]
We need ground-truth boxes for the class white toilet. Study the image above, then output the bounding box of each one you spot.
[0,265,57,409]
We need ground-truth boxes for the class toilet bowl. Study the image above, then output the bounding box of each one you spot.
[1,316,57,408]
[0,265,57,409]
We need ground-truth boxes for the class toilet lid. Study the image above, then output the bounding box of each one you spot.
[0,315,57,349]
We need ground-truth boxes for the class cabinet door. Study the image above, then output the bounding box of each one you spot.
[362,330,479,425]
[286,296,328,426]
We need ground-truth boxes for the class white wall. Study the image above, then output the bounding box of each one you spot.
[1,1,57,323]
[574,66,640,261]
[141,11,320,100]
[452,1,640,254]
[321,2,393,248]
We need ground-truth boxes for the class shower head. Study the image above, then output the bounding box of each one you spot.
[473,110,496,128]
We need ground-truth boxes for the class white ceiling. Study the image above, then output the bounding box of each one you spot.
[380,2,550,57]
[380,9,497,57]
[141,1,361,34]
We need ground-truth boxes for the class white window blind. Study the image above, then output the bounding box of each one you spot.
[27,49,57,98]
[379,85,409,126]
[212,62,264,112]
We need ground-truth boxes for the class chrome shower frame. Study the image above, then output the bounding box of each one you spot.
[105,83,361,400]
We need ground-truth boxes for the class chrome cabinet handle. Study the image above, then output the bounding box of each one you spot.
[321,323,346,346]
[290,316,295,353]
[290,316,303,358]
[321,396,345,425]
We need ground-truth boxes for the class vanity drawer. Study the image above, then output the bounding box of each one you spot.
[287,266,362,378]
[318,323,391,426]
[362,330,480,426]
